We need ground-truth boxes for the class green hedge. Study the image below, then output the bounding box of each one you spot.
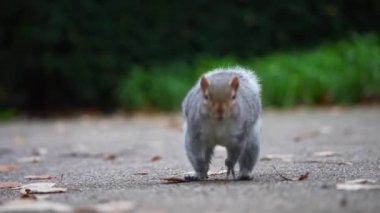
[118,34,380,110]
[0,0,379,111]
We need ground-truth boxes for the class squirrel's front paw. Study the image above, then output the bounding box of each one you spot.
[184,172,208,181]
[184,175,201,181]
[237,174,253,181]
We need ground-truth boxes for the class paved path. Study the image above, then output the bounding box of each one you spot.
[0,107,380,213]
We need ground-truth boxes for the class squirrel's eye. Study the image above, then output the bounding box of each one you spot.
[232,94,236,100]
[204,95,209,100]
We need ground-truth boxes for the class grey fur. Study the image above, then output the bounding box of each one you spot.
[182,66,262,180]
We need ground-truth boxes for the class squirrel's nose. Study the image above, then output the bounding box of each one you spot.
[217,107,224,115]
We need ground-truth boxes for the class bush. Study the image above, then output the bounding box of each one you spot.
[118,34,380,109]
[0,1,379,111]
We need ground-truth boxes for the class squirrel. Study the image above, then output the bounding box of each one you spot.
[182,66,261,180]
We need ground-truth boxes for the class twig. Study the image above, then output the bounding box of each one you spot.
[271,166,310,181]
[272,166,293,181]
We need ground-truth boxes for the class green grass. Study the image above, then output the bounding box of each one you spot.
[118,34,380,110]
[0,109,17,121]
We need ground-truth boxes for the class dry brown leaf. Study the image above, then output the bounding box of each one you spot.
[151,155,162,162]
[24,175,56,180]
[0,164,19,173]
[313,151,339,157]
[260,154,293,162]
[102,153,117,160]
[18,156,43,163]
[0,182,22,189]
[18,182,67,194]
[160,177,190,184]
[21,187,67,194]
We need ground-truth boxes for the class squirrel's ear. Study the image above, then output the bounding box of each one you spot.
[200,75,209,93]
[231,76,239,90]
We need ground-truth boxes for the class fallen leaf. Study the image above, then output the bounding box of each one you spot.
[160,177,190,184]
[77,201,135,213]
[260,154,293,162]
[17,182,67,194]
[0,182,22,189]
[313,151,339,157]
[0,200,73,213]
[272,166,309,181]
[25,175,56,180]
[0,164,19,173]
[336,179,380,191]
[102,153,117,160]
[18,156,43,163]
[151,155,162,162]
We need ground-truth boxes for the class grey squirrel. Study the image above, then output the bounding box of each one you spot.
[182,66,261,180]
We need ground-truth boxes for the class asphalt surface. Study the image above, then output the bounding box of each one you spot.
[0,107,380,213]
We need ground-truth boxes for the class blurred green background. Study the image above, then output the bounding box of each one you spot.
[0,0,379,116]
